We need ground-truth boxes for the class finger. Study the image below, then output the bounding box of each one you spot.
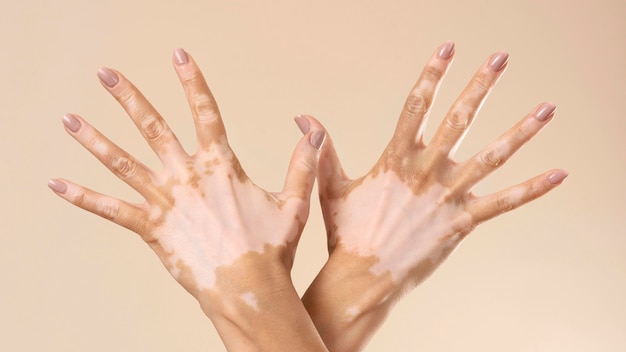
[48,178,146,233]
[281,115,326,199]
[297,116,350,199]
[429,51,509,157]
[389,41,455,151]
[467,169,568,223]
[171,48,229,153]
[96,67,187,166]
[62,113,160,199]
[452,102,557,192]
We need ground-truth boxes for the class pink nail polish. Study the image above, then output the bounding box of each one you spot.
[535,102,556,122]
[310,130,326,150]
[488,51,509,71]
[438,41,455,59]
[62,114,81,132]
[294,115,310,134]
[48,179,67,194]
[174,48,189,65]
[548,170,568,184]
[97,67,119,87]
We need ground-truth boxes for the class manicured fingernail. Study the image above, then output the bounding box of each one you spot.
[174,48,189,65]
[488,51,509,71]
[62,114,81,132]
[438,41,455,59]
[294,115,310,134]
[48,179,67,194]
[97,67,119,87]
[535,102,556,122]
[548,170,568,184]
[310,130,326,150]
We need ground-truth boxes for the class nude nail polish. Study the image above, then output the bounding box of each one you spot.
[174,48,189,65]
[535,102,556,122]
[488,51,509,71]
[97,67,119,87]
[294,115,310,134]
[310,130,326,150]
[438,41,455,60]
[48,179,67,194]
[548,170,568,184]
[62,114,81,132]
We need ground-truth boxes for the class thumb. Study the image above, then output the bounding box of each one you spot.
[281,115,326,199]
[300,116,349,198]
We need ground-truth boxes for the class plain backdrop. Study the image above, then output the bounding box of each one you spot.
[1,0,625,351]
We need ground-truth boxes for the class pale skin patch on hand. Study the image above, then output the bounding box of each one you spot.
[125,140,310,296]
[325,169,474,287]
[240,292,259,311]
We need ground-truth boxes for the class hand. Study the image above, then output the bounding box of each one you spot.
[49,49,328,351]
[302,42,567,351]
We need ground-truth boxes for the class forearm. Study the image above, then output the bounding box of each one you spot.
[302,248,398,352]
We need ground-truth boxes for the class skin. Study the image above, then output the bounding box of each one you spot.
[301,42,568,351]
[48,49,329,352]
[49,42,566,351]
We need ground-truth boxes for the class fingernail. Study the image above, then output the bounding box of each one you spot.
[310,130,326,150]
[62,114,81,132]
[438,41,455,60]
[174,48,189,65]
[97,67,119,87]
[535,102,556,122]
[294,115,310,134]
[48,179,67,194]
[488,51,509,72]
[548,170,568,184]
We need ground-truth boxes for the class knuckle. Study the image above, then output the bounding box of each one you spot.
[112,155,138,178]
[422,64,445,82]
[193,94,219,121]
[142,117,165,141]
[116,87,138,108]
[72,192,86,207]
[479,148,504,168]
[514,122,532,140]
[472,71,494,92]
[495,195,514,213]
[97,201,120,220]
[404,93,428,117]
[446,108,471,130]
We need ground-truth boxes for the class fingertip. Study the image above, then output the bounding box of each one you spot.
[294,114,310,134]
[48,179,67,194]
[174,48,189,66]
[97,67,119,88]
[437,41,455,60]
[488,51,509,72]
[310,130,326,150]
[535,102,557,122]
[62,113,82,133]
[548,169,569,185]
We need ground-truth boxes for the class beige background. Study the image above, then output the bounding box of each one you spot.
[1,0,625,350]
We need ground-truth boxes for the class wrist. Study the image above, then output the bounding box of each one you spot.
[302,246,398,351]
[195,246,327,351]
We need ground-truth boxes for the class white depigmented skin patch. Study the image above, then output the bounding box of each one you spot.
[346,306,361,319]
[331,171,473,285]
[148,156,299,292]
[240,291,259,311]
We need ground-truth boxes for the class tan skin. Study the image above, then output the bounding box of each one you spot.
[301,42,567,351]
[50,42,566,351]
[49,49,329,352]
